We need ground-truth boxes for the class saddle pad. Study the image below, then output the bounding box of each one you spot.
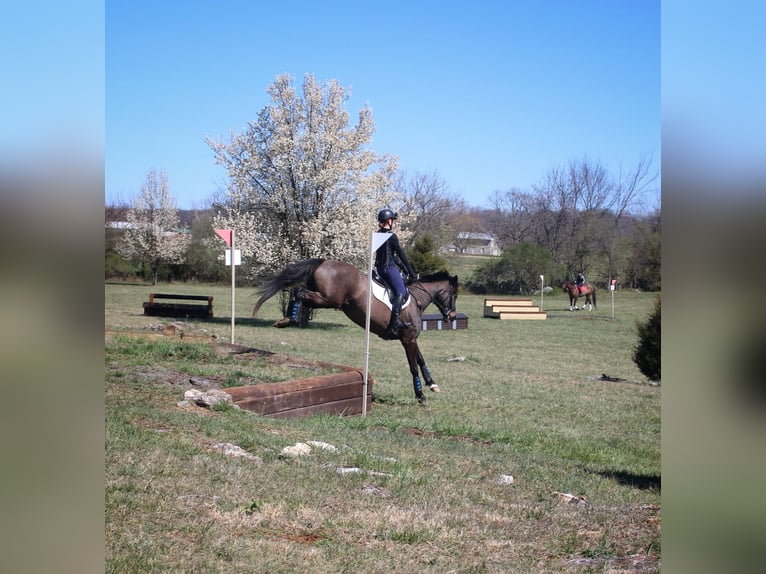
[371,280,412,311]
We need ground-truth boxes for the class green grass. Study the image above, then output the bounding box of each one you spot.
[105,262,660,573]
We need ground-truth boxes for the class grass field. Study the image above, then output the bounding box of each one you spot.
[105,262,660,573]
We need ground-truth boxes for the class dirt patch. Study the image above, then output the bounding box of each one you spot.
[281,532,325,544]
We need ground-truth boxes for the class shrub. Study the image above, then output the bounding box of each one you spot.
[633,296,661,381]
[406,234,448,275]
[105,250,141,279]
[467,242,552,295]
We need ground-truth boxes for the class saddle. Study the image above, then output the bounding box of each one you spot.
[371,269,412,310]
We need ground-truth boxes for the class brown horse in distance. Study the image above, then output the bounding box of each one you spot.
[562,280,597,311]
[252,258,458,405]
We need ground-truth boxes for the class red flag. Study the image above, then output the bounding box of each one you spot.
[214,229,232,246]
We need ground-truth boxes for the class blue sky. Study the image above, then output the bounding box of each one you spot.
[105,0,660,210]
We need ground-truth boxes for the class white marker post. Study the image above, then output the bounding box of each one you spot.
[362,231,392,416]
[539,275,545,311]
[215,228,240,343]
[610,278,617,318]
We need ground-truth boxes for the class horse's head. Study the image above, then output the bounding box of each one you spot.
[420,272,458,322]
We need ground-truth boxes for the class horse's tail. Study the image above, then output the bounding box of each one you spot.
[253,258,324,317]
[591,286,597,308]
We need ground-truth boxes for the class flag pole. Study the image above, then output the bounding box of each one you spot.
[362,231,376,416]
[362,232,393,416]
[230,229,236,343]
[214,228,236,344]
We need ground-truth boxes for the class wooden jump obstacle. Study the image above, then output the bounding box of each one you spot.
[223,370,373,419]
[483,298,547,320]
[143,293,213,319]
[421,312,469,331]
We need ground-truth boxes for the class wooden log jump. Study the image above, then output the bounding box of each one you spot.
[143,293,213,319]
[483,298,547,320]
[224,370,373,418]
[421,312,469,331]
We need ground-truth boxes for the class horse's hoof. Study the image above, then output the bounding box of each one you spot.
[417,396,427,406]
[429,384,441,393]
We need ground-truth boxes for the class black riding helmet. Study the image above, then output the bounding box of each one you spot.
[377,208,398,223]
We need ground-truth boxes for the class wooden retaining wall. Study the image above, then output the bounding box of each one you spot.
[224,370,372,419]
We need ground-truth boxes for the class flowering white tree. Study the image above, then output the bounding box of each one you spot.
[207,73,405,275]
[116,169,190,285]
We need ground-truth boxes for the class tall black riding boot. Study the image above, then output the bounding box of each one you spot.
[386,294,410,337]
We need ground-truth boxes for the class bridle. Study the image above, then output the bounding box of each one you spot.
[409,280,455,320]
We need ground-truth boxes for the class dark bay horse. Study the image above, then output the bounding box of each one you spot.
[252,258,459,405]
[563,280,597,311]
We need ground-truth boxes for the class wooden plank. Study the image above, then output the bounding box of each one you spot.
[235,380,363,415]
[224,370,363,401]
[225,370,373,418]
[490,305,541,313]
[498,312,547,320]
[483,298,533,305]
[150,293,213,302]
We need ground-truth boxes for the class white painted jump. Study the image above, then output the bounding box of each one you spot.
[483,298,547,320]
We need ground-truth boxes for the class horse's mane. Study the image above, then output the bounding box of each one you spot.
[417,270,454,283]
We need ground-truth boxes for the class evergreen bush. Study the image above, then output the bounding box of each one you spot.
[406,234,448,275]
[633,295,661,381]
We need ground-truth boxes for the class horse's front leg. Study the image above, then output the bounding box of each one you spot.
[402,341,427,405]
[416,348,440,393]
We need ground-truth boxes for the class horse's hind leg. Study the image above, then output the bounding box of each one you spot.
[295,287,333,308]
[416,348,440,393]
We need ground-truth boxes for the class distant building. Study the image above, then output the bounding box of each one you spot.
[443,232,501,256]
[105,221,134,229]
[105,221,190,235]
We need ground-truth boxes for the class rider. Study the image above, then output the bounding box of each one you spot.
[374,208,417,337]
[575,271,586,293]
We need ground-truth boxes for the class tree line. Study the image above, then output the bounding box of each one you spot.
[106,73,660,295]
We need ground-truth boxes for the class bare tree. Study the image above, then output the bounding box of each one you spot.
[568,156,611,212]
[207,73,401,275]
[116,169,190,285]
[599,153,659,281]
[528,158,614,278]
[530,165,572,266]
[485,187,536,248]
[400,170,458,247]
